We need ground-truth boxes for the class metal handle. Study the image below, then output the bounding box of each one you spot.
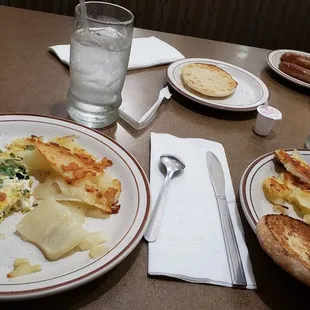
[217,197,247,287]
[144,171,172,242]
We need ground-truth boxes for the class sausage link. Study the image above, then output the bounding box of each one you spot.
[279,61,310,83]
[281,53,310,70]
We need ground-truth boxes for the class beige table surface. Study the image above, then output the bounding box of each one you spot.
[1,5,309,310]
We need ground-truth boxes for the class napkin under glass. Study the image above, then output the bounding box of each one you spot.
[148,133,256,289]
[49,36,184,70]
[49,36,183,129]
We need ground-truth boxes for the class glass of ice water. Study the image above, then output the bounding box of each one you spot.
[68,1,134,128]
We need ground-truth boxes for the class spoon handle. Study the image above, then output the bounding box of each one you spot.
[144,172,172,242]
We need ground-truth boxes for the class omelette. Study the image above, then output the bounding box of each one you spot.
[0,152,32,221]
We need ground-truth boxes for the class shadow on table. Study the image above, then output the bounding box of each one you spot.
[170,88,257,121]
[236,196,309,310]
[251,126,277,140]
[48,52,69,72]
[49,100,118,140]
[264,68,310,97]
[4,243,143,310]
[117,117,152,140]
[50,100,70,119]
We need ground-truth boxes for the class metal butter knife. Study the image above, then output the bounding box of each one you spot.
[206,151,247,287]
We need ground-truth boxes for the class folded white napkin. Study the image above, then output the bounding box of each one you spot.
[148,133,256,289]
[119,86,171,130]
[48,36,184,70]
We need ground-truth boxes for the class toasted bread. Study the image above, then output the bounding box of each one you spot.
[181,63,238,97]
[257,214,310,286]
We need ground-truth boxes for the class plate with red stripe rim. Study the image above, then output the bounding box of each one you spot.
[167,58,269,111]
[239,149,310,232]
[267,49,310,88]
[0,114,150,301]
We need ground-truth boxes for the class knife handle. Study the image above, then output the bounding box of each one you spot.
[217,197,247,287]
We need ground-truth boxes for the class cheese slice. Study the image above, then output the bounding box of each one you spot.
[78,231,106,251]
[16,197,86,260]
[7,258,42,278]
[89,244,108,258]
[292,149,308,165]
[33,180,82,202]
[53,173,121,213]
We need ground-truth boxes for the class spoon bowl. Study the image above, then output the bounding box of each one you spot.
[160,155,186,176]
[144,155,185,242]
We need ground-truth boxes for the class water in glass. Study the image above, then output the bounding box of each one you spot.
[68,2,133,128]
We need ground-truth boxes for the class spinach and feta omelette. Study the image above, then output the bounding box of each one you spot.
[0,153,32,221]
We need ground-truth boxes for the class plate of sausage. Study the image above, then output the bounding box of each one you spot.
[267,49,310,88]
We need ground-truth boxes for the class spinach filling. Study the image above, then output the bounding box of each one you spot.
[0,158,29,180]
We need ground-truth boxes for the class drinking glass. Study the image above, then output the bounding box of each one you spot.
[68,1,134,128]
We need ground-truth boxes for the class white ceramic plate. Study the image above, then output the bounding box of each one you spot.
[0,114,150,301]
[239,149,310,232]
[266,49,310,88]
[166,58,269,111]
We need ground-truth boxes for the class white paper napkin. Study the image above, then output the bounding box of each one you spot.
[148,133,256,289]
[49,36,183,129]
[48,36,184,70]
[119,86,171,130]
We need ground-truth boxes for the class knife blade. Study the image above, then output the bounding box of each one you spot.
[206,151,247,287]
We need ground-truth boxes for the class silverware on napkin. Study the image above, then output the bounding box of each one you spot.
[144,155,185,242]
[206,151,247,287]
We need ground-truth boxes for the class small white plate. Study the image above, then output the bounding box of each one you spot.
[166,58,269,111]
[239,149,310,232]
[267,49,310,88]
[0,114,150,300]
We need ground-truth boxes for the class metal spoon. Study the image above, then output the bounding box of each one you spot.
[144,155,185,243]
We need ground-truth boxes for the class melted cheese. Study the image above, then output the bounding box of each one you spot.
[89,244,108,258]
[33,181,81,202]
[7,258,41,278]
[292,149,308,165]
[78,232,106,251]
[290,188,310,211]
[53,172,121,213]
[16,197,86,260]
[304,214,310,225]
